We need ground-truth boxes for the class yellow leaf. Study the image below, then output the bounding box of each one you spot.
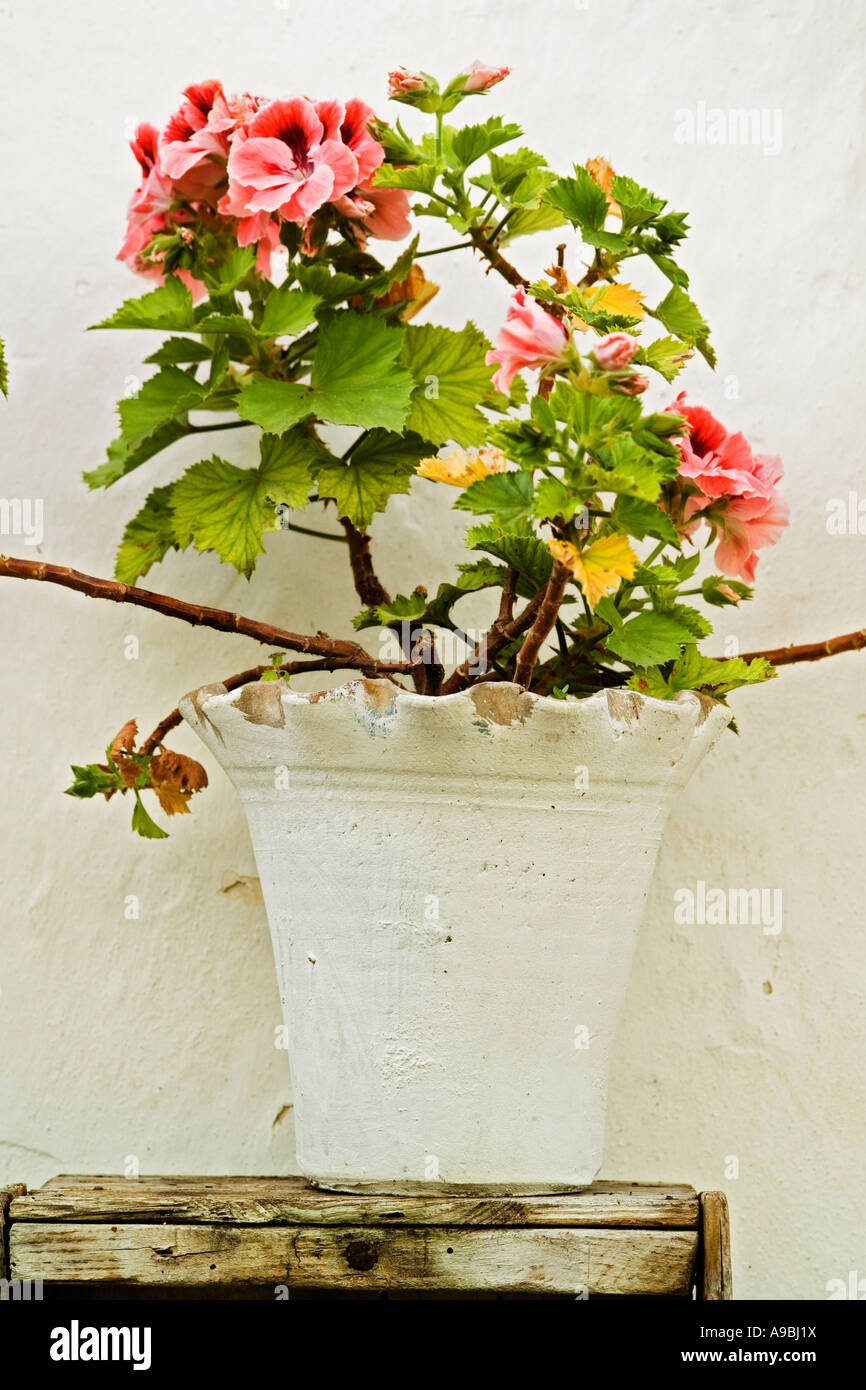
[547,534,637,609]
[584,282,645,319]
[416,445,507,488]
[153,783,193,816]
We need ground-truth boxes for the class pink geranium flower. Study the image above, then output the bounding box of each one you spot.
[333,184,412,244]
[463,62,510,93]
[387,69,427,98]
[158,81,235,180]
[593,332,638,369]
[672,396,788,580]
[224,97,360,228]
[316,98,384,184]
[485,287,568,393]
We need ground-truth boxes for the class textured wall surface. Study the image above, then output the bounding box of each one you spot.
[1,0,863,1299]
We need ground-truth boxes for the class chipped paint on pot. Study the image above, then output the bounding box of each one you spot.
[180,678,731,1192]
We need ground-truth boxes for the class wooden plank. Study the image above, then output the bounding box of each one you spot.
[9,1176,698,1230]
[698,1191,733,1300]
[9,1222,698,1295]
[1,1184,26,1280]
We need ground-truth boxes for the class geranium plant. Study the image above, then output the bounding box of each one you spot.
[1,64,860,838]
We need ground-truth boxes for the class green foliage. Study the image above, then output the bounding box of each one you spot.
[449,117,523,168]
[79,66,779,833]
[0,336,7,396]
[239,312,414,434]
[628,646,776,699]
[605,610,696,666]
[653,286,715,366]
[91,277,195,331]
[170,432,323,576]
[399,323,494,447]
[454,470,535,526]
[115,484,179,584]
[317,429,426,528]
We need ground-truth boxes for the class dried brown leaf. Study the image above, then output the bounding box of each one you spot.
[153,783,192,816]
[110,719,138,762]
[150,749,208,794]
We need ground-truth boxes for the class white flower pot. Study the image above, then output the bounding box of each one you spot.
[181,678,729,1193]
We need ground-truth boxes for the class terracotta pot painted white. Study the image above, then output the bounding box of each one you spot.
[180,678,730,1193]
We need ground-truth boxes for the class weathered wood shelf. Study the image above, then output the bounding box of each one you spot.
[3,1177,732,1299]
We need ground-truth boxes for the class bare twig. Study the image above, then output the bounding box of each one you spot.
[440,584,546,696]
[339,518,391,608]
[737,629,866,668]
[513,562,571,689]
[0,556,380,668]
[497,566,517,627]
[468,228,529,290]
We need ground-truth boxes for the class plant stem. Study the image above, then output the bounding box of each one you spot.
[737,629,866,667]
[0,556,379,667]
[283,522,348,544]
[513,561,571,687]
[414,242,474,258]
[186,420,254,433]
[339,518,391,608]
[439,584,546,695]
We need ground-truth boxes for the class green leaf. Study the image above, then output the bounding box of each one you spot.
[609,176,666,230]
[423,560,506,628]
[118,366,206,450]
[294,265,366,302]
[171,432,320,575]
[533,477,584,523]
[658,602,712,640]
[236,378,310,434]
[501,203,568,241]
[375,592,427,626]
[144,337,214,366]
[258,286,321,338]
[605,611,695,666]
[400,322,494,447]
[204,246,256,291]
[633,335,693,382]
[647,253,690,289]
[454,470,534,526]
[90,277,194,331]
[65,763,120,798]
[131,792,170,839]
[449,117,522,168]
[654,286,714,366]
[585,436,674,502]
[543,166,608,230]
[593,596,622,630]
[358,236,420,304]
[627,645,775,699]
[609,495,679,544]
[372,163,440,195]
[310,313,413,431]
[193,312,256,336]
[317,429,426,528]
[115,484,180,584]
[0,337,8,396]
[465,522,552,597]
[84,418,190,489]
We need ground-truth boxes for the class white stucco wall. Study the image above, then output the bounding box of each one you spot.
[1,0,863,1300]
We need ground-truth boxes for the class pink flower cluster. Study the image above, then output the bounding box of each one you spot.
[672,394,788,581]
[120,80,411,288]
[485,288,568,393]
